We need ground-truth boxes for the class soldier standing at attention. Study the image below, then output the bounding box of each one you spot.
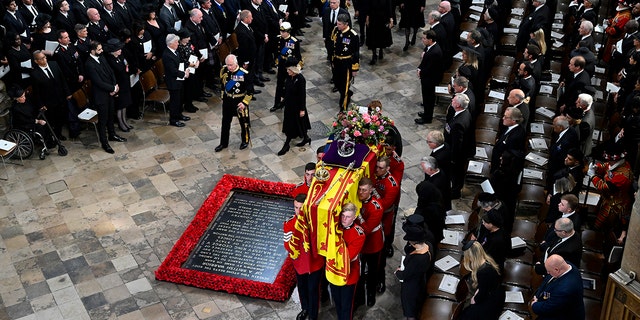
[215,54,252,152]
[331,13,359,111]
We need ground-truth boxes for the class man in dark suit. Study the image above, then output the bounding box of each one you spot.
[491,107,526,174]
[31,50,71,140]
[421,155,451,212]
[86,8,115,44]
[100,0,125,32]
[185,8,211,105]
[34,0,53,16]
[415,159,446,243]
[84,41,127,153]
[542,194,583,246]
[19,0,39,30]
[235,10,257,94]
[531,254,585,320]
[573,20,595,53]
[52,0,76,38]
[427,10,449,68]
[549,115,580,180]
[415,30,443,124]
[445,93,473,199]
[4,0,31,43]
[534,218,582,275]
[427,130,451,179]
[322,0,349,61]
[210,0,232,38]
[163,33,191,127]
[113,0,136,27]
[159,0,181,34]
[71,0,93,25]
[507,89,530,128]
[516,0,550,52]
[559,56,590,112]
[512,62,537,99]
[450,76,476,119]
[245,0,269,85]
[54,30,84,137]
[438,1,455,58]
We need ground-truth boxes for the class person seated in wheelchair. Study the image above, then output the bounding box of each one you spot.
[8,86,55,148]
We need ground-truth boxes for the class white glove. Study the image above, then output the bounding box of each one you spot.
[587,163,596,176]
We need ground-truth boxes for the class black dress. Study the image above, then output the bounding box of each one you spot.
[105,54,133,110]
[396,246,432,318]
[477,227,508,269]
[282,73,310,139]
[366,0,393,49]
[145,20,166,56]
[459,263,505,320]
[398,0,425,29]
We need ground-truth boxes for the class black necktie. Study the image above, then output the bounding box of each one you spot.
[45,67,53,79]
[331,10,336,24]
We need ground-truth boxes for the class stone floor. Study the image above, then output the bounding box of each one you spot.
[0,6,481,320]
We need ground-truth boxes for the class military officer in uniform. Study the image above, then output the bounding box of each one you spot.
[374,155,400,294]
[270,21,303,112]
[215,54,253,152]
[331,13,359,111]
[283,193,325,320]
[292,162,315,197]
[355,177,384,307]
[330,202,365,320]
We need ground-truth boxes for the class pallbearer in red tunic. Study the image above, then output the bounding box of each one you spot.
[329,203,366,320]
[355,177,384,307]
[383,135,405,183]
[373,155,400,293]
[292,162,316,198]
[283,194,325,320]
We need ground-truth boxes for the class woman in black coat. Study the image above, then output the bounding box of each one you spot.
[395,228,432,320]
[8,86,53,146]
[459,241,504,320]
[366,0,394,65]
[398,0,425,50]
[105,39,134,132]
[277,64,310,156]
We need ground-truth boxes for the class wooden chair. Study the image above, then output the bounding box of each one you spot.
[445,210,471,232]
[580,250,605,276]
[434,249,463,276]
[581,272,604,301]
[502,260,534,290]
[510,219,538,244]
[534,95,557,111]
[581,230,605,253]
[494,55,516,68]
[475,129,498,146]
[71,88,100,144]
[151,59,167,89]
[427,273,460,301]
[489,66,513,89]
[583,296,603,320]
[139,69,170,120]
[465,159,491,185]
[502,284,533,316]
[516,184,547,217]
[420,297,458,320]
[529,121,554,138]
[475,114,501,131]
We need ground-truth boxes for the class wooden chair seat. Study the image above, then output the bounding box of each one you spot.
[151,59,167,89]
[140,70,169,120]
[580,251,605,276]
[445,210,471,233]
[534,221,549,244]
[582,230,605,253]
[494,55,516,67]
[71,88,100,145]
[420,297,458,320]
[517,184,546,206]
[466,159,491,185]
[502,284,533,315]
[460,21,478,32]
[426,273,459,301]
[439,229,465,252]
[474,144,493,162]
[534,95,558,111]
[502,260,533,289]
[476,114,501,131]
[530,121,554,138]
[510,219,538,243]
[583,296,603,320]
[475,129,498,146]
[591,101,607,117]
[581,272,604,301]
[434,249,463,276]
[490,66,513,84]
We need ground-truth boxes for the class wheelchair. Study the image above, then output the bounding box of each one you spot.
[1,109,64,160]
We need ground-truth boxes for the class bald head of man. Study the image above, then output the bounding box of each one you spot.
[544,254,570,278]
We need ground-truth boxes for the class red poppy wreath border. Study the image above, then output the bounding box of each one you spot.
[155,174,297,301]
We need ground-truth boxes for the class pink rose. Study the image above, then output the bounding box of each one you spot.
[354,130,362,137]
[379,126,385,132]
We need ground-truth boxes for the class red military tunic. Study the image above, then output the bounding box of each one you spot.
[341,222,366,285]
[358,195,384,254]
[284,215,325,274]
[591,160,633,231]
[375,172,400,237]
[292,181,310,198]
[388,151,405,183]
